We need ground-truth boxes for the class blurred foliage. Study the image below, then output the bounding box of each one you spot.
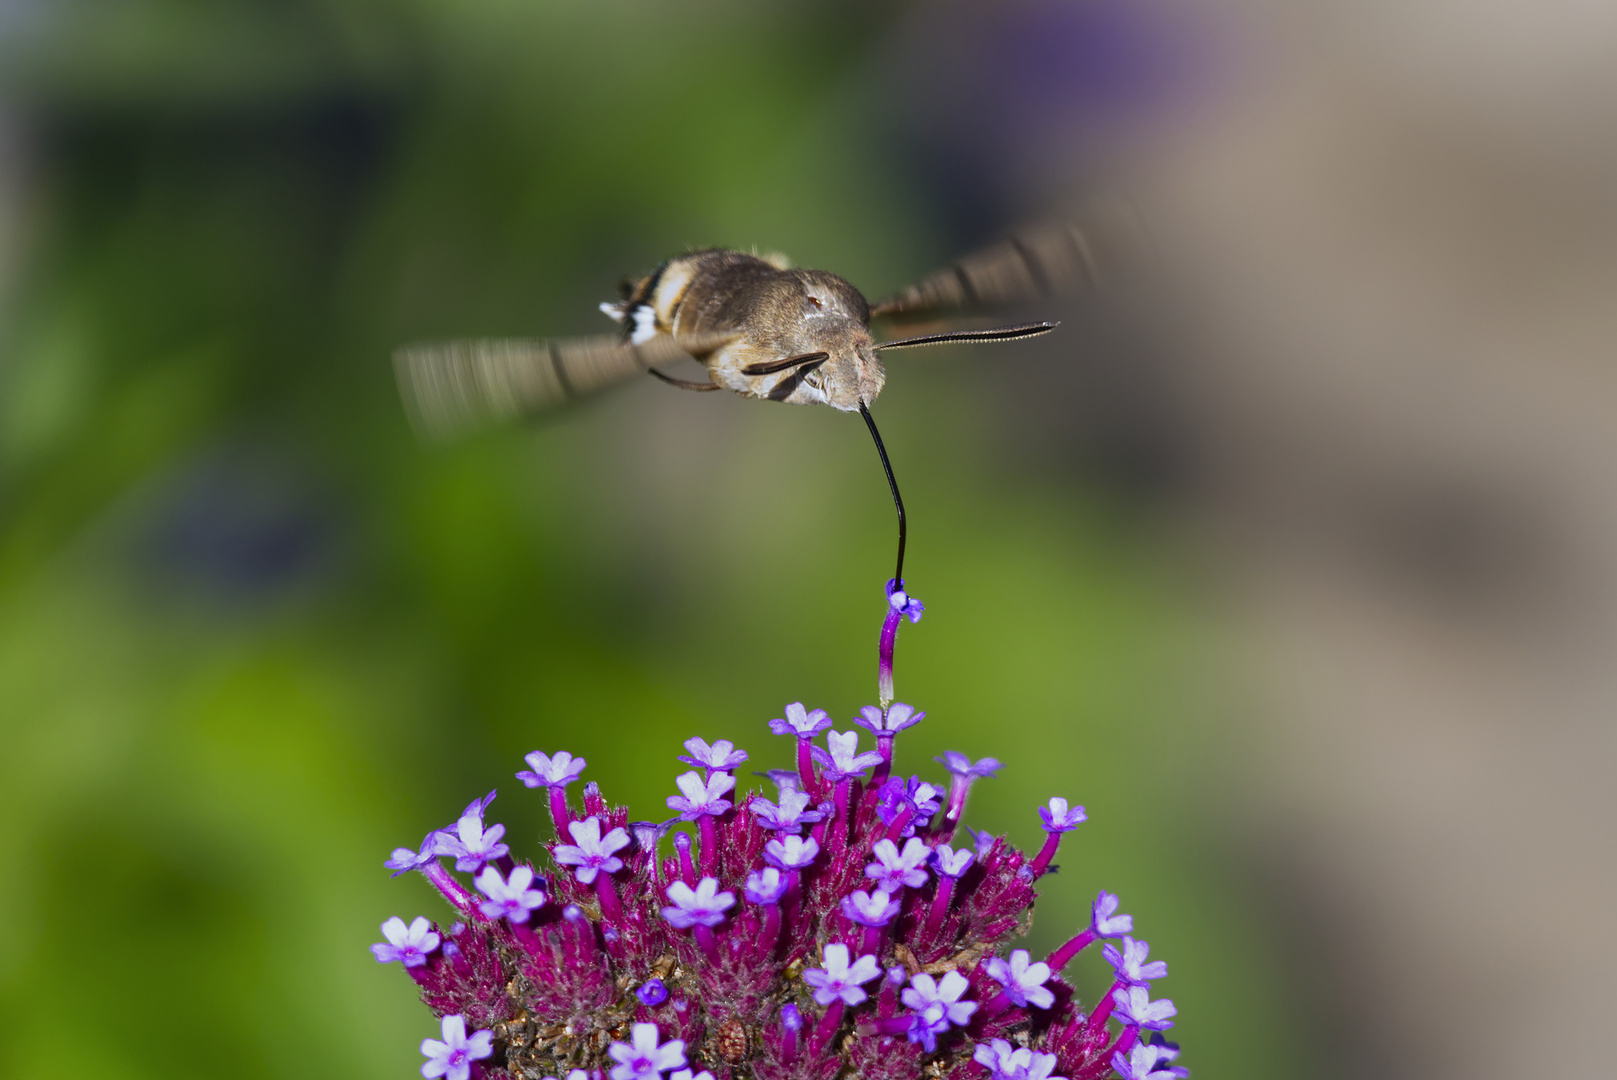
[0,2,1302,1078]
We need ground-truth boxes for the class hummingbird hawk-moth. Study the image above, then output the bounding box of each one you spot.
[394,204,1148,580]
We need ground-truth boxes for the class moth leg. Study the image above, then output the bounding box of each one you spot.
[648,368,719,392]
[741,351,829,376]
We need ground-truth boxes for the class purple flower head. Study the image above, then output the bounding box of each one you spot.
[886,578,924,623]
[932,843,975,878]
[553,816,631,884]
[749,789,825,833]
[840,887,901,927]
[764,834,820,871]
[802,943,882,1006]
[864,837,931,891]
[974,1040,1069,1080]
[768,702,832,739]
[420,1015,494,1080]
[853,701,926,734]
[662,877,735,929]
[439,792,509,872]
[607,1022,686,1080]
[812,730,884,781]
[1039,796,1087,833]
[666,770,735,820]
[936,751,1004,779]
[371,916,440,967]
[1093,890,1135,938]
[516,750,587,789]
[984,948,1055,1010]
[1112,985,1178,1031]
[744,866,789,905]
[474,865,547,923]
[900,970,976,1051]
[375,582,1188,1080]
[1104,936,1169,987]
[385,831,445,877]
[1112,1042,1188,1080]
[677,737,748,774]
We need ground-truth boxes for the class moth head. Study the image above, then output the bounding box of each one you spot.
[789,272,883,412]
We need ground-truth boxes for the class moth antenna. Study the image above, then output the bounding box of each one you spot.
[859,401,906,585]
[873,321,1058,351]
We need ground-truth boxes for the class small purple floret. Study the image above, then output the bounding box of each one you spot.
[553,816,630,884]
[662,877,735,929]
[439,792,509,872]
[886,578,924,623]
[865,837,931,891]
[812,730,884,781]
[677,737,748,773]
[768,702,833,738]
[1112,985,1178,1031]
[749,789,825,833]
[764,834,820,870]
[636,978,669,1007]
[854,702,926,734]
[385,832,444,876]
[840,888,900,927]
[420,1015,494,1080]
[371,915,440,967]
[984,948,1055,1009]
[744,867,789,905]
[1039,796,1088,833]
[932,843,974,877]
[1112,1041,1189,1080]
[1093,890,1135,938]
[607,1022,687,1080]
[935,751,1003,778]
[516,750,587,789]
[974,1040,1068,1080]
[803,943,882,1006]
[474,865,547,923]
[666,770,736,820]
[1104,936,1169,986]
[899,970,976,1051]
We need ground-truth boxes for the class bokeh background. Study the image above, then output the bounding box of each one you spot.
[2,2,1614,1079]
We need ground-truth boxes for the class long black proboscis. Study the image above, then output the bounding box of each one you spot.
[873,320,1059,351]
[859,401,906,585]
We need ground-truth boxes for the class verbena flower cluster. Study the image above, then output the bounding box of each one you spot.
[374,580,1185,1080]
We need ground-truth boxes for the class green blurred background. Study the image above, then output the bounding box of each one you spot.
[0,2,1304,1078]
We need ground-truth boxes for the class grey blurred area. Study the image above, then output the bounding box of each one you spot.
[890,0,1617,1077]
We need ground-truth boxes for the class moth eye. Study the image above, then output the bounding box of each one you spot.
[807,295,823,310]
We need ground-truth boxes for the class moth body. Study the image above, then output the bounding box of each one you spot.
[602,249,884,412]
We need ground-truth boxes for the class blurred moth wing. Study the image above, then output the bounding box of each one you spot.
[869,199,1153,322]
[394,330,738,441]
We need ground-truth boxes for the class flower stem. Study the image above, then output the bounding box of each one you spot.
[809,1000,845,1058]
[1048,927,1097,970]
[1029,832,1062,877]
